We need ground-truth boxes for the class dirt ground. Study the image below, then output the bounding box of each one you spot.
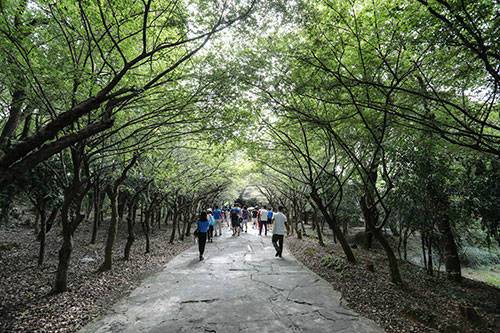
[0,221,191,333]
[286,231,499,333]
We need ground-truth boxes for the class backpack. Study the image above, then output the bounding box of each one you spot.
[267,210,273,219]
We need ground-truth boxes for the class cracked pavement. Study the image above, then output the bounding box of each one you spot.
[79,226,384,332]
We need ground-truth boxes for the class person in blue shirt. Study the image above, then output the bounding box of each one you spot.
[196,211,210,261]
[207,210,215,243]
[230,204,241,236]
[212,206,223,236]
[267,208,274,225]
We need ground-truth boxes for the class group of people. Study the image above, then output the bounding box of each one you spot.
[194,204,288,261]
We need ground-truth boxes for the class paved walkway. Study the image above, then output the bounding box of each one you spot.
[80,226,383,332]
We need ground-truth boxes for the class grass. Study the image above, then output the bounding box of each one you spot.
[462,265,500,288]
[459,246,500,268]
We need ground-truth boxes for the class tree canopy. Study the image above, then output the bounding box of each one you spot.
[0,0,498,296]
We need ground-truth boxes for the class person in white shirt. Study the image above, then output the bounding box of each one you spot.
[272,206,287,257]
[259,206,269,236]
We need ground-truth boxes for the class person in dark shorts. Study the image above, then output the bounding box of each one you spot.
[251,209,258,229]
[230,204,241,236]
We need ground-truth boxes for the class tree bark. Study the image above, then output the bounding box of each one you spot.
[99,186,118,271]
[52,155,86,294]
[124,201,136,260]
[310,190,356,263]
[0,88,26,147]
[143,208,151,254]
[360,196,403,284]
[169,202,178,243]
[37,207,47,266]
[91,178,101,244]
[427,234,434,276]
[312,210,325,246]
[20,111,32,139]
[436,203,462,281]
[98,155,137,271]
[2,117,114,178]
[53,223,73,293]
[117,190,127,231]
[0,2,28,148]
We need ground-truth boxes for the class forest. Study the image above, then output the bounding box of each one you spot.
[0,0,498,332]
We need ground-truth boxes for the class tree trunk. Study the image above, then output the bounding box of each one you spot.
[427,234,434,276]
[117,190,127,231]
[140,203,144,224]
[164,208,170,227]
[342,217,348,236]
[53,226,73,293]
[99,187,118,271]
[91,179,101,244]
[124,202,136,260]
[287,212,294,236]
[0,189,13,225]
[169,203,178,243]
[360,196,375,249]
[37,207,47,266]
[0,85,26,147]
[360,196,403,284]
[177,212,182,240]
[310,191,356,263]
[374,227,403,284]
[20,111,32,139]
[300,220,306,237]
[403,229,409,261]
[34,211,40,236]
[52,145,89,293]
[157,207,162,230]
[437,206,462,281]
[52,190,75,293]
[98,155,137,270]
[312,210,325,246]
[143,208,151,253]
[421,233,427,270]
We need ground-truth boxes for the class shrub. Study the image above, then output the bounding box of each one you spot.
[459,246,500,268]
[304,247,317,257]
[320,255,346,271]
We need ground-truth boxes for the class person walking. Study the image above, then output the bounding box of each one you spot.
[241,205,249,233]
[213,206,223,236]
[259,205,269,236]
[251,208,257,229]
[230,204,241,236]
[267,208,274,226]
[225,208,231,227]
[196,211,210,261]
[272,206,288,258]
[207,210,215,243]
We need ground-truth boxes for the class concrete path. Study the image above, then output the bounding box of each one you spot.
[80,226,383,333]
